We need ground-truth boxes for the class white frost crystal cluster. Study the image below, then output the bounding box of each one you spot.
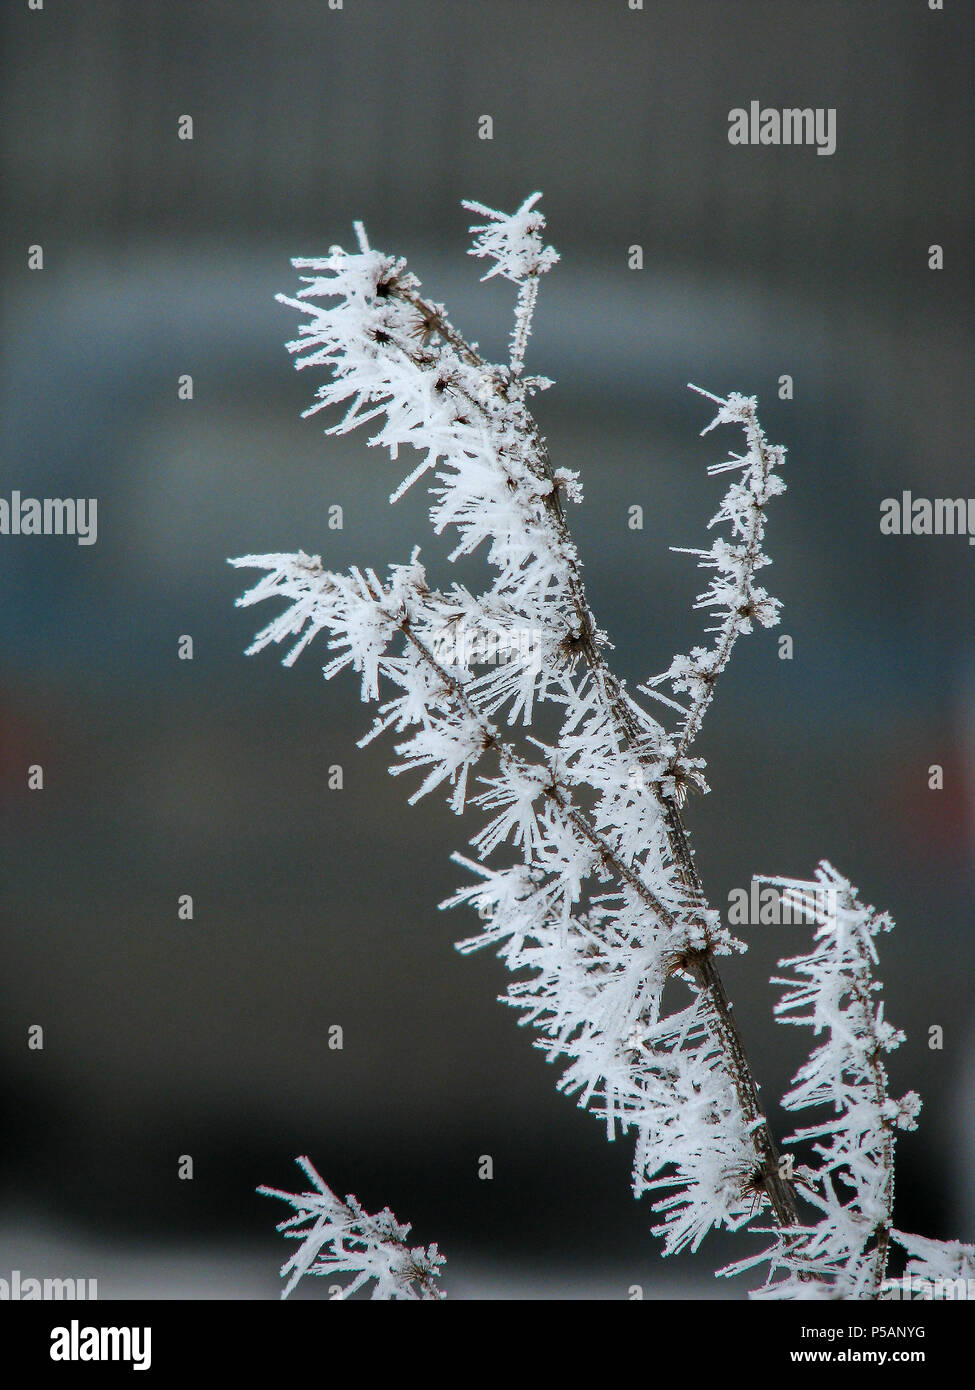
[258,1157,444,1300]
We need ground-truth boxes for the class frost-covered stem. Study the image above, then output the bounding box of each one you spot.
[524,403,799,1229]
[376,275,799,1233]
[560,588,798,1224]
[736,868,922,1297]
[379,579,801,1235]
[509,276,539,378]
[392,600,684,935]
[397,286,487,371]
[660,795,800,1228]
[831,903,898,1292]
[691,952,799,1228]
[845,934,897,1286]
[671,388,778,763]
[409,578,796,1230]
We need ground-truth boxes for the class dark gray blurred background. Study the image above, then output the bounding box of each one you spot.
[2,0,974,1298]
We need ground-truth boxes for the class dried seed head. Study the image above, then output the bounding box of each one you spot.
[663,944,711,979]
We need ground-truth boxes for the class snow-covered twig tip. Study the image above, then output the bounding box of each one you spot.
[463,191,558,377]
[258,1157,445,1300]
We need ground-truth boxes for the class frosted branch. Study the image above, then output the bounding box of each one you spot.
[720,863,921,1297]
[258,1157,445,1300]
[231,194,964,1299]
[643,385,786,762]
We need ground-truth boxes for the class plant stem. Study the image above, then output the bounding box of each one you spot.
[389,279,800,1231]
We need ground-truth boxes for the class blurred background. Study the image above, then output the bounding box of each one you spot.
[1,0,974,1299]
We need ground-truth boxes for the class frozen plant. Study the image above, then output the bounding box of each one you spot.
[233,193,972,1299]
[258,1156,444,1300]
